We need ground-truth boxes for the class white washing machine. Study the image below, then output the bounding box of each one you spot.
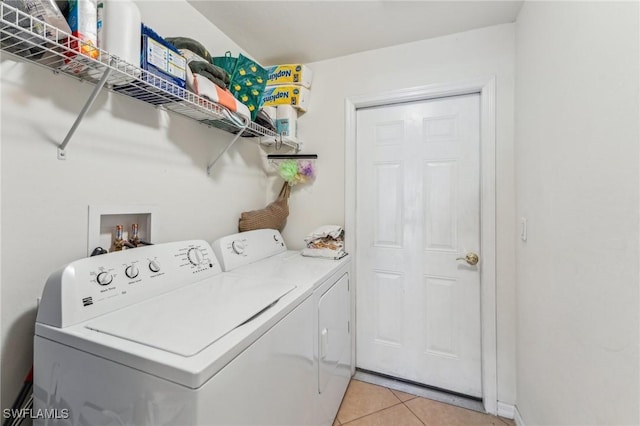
[211,229,353,426]
[33,240,325,425]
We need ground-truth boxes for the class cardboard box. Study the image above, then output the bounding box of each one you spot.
[140,24,186,89]
[261,85,310,112]
[114,24,186,104]
[266,64,312,88]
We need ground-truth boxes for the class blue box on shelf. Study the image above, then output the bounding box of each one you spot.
[114,24,187,105]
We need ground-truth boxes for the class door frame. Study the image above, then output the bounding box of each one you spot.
[345,76,497,415]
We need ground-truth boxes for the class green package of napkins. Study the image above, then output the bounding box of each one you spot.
[213,52,267,121]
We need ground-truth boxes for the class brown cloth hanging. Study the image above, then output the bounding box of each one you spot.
[238,182,291,232]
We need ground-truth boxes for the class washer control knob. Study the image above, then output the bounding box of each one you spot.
[96,271,113,286]
[125,265,139,279]
[148,260,161,273]
[187,248,204,266]
[231,240,246,255]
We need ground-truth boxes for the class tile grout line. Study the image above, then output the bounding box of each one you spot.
[403,400,428,426]
[339,400,404,425]
[338,378,515,426]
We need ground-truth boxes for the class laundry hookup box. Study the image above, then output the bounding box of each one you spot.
[261,85,311,112]
[266,64,313,88]
[114,24,187,105]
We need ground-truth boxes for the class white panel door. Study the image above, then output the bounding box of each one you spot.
[356,94,482,397]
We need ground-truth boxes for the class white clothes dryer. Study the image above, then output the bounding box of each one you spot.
[212,229,353,426]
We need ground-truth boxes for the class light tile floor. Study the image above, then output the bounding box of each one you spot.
[334,380,516,426]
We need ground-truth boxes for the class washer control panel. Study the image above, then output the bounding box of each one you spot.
[37,240,220,328]
[211,229,287,272]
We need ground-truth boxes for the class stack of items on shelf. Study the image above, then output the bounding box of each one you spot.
[7,0,152,87]
[302,225,347,260]
[64,0,177,92]
[165,38,250,123]
[261,64,313,141]
[27,0,144,78]
[1,0,311,137]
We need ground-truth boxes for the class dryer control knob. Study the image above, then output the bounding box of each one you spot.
[187,248,204,266]
[96,271,113,286]
[148,260,161,273]
[125,265,139,279]
[231,240,246,255]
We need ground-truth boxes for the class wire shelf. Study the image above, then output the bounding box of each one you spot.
[0,2,299,151]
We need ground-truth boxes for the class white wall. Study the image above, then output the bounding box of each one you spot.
[0,0,268,412]
[515,2,639,424]
[294,24,517,405]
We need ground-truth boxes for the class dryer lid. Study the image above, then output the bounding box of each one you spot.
[85,275,296,357]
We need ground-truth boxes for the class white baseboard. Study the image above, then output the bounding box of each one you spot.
[497,402,515,419]
[514,406,525,426]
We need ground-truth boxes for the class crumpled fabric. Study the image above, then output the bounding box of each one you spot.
[301,248,347,260]
[189,61,230,89]
[302,225,347,259]
[304,225,344,244]
[166,37,212,62]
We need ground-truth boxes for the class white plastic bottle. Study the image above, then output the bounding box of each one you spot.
[96,0,141,83]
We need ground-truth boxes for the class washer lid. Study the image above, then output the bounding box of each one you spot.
[85,275,296,357]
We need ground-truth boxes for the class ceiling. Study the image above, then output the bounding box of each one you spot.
[188,1,524,65]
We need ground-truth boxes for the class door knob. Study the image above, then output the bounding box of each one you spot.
[456,252,479,266]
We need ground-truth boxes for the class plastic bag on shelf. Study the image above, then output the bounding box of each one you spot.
[1,0,45,58]
[1,0,71,63]
[29,0,70,39]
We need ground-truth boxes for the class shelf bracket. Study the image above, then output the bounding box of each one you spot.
[206,115,250,175]
[58,67,113,160]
